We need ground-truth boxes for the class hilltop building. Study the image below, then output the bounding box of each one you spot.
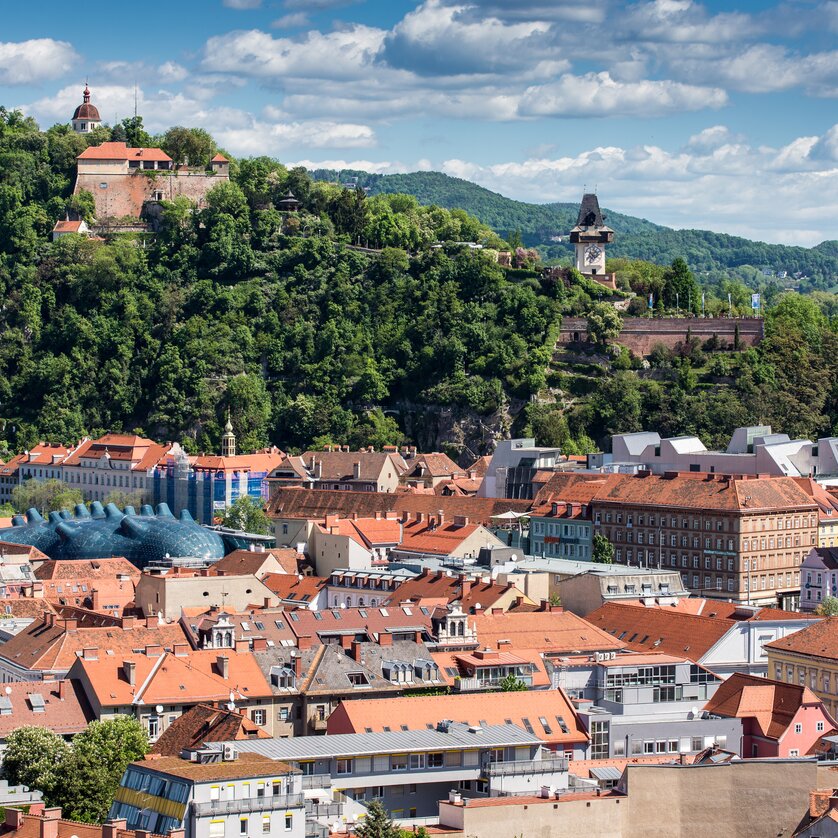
[71,84,101,134]
[569,193,616,288]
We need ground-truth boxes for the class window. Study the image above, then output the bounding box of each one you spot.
[789,749,799,757]
[210,822,225,838]
[409,753,426,769]
[285,815,292,832]
[336,759,352,775]
[818,721,825,732]
[427,752,444,768]
[240,819,248,835]
[262,817,270,834]
[795,723,802,734]
[252,709,266,726]
[391,754,407,771]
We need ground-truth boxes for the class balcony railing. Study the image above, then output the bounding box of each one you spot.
[482,756,568,777]
[302,774,332,790]
[309,717,328,732]
[192,793,303,816]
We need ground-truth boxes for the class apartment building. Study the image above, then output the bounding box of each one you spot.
[800,547,838,612]
[109,749,304,838]
[590,472,818,607]
[765,619,838,719]
[224,722,570,821]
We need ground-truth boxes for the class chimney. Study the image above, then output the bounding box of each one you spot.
[91,589,101,611]
[123,660,136,686]
[340,634,353,650]
[82,647,98,660]
[437,510,445,525]
[235,640,249,653]
[216,655,230,679]
[40,808,62,838]
[414,630,423,644]
[145,645,163,658]
[62,618,78,632]
[297,634,314,651]
[292,652,302,678]
[374,511,382,520]
[28,805,44,817]
[57,679,66,700]
[145,616,157,629]
[350,641,364,662]
[385,511,397,520]
[459,576,472,598]
[353,462,361,480]
[315,460,322,479]
[167,830,185,838]
[5,810,24,830]
[252,637,267,652]
[469,470,477,480]
[378,632,392,647]
[122,615,136,630]
[325,514,338,529]
[173,644,189,657]
[102,819,127,838]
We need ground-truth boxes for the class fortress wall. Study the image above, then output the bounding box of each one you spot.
[559,316,764,356]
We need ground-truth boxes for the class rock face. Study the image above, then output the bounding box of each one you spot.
[0,502,225,568]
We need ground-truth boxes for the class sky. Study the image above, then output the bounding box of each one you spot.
[1,0,837,245]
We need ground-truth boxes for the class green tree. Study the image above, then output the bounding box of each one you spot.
[815,599,838,617]
[586,302,622,347]
[221,495,270,534]
[498,673,528,691]
[103,489,145,509]
[57,716,148,823]
[592,533,615,564]
[224,373,272,453]
[114,116,152,148]
[161,126,216,169]
[11,479,83,514]
[2,726,69,800]
[354,800,402,838]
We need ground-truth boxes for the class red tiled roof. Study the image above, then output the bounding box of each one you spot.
[150,702,270,755]
[261,573,326,603]
[385,568,523,612]
[35,558,139,581]
[267,488,532,525]
[405,453,462,479]
[584,602,731,660]
[191,451,284,474]
[53,220,84,233]
[78,142,172,162]
[285,604,432,643]
[472,609,624,655]
[0,678,92,737]
[328,688,588,745]
[703,672,825,740]
[763,617,838,660]
[397,520,485,556]
[432,647,551,687]
[211,153,229,163]
[209,549,301,577]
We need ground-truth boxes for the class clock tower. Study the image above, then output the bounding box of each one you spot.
[569,192,614,277]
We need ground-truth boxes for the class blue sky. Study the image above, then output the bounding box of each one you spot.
[1,0,837,245]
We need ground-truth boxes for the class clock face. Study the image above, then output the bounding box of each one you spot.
[585,245,603,263]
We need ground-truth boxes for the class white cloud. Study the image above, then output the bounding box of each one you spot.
[290,158,410,174]
[271,13,310,28]
[517,72,727,117]
[437,123,838,245]
[0,38,77,85]
[159,61,189,83]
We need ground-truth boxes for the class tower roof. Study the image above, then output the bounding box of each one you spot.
[575,193,605,228]
[72,84,101,122]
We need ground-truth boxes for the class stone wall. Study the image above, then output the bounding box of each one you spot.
[75,170,229,220]
[559,316,764,356]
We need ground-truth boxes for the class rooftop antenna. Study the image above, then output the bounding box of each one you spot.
[133,83,138,119]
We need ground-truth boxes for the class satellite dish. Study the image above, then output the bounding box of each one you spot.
[155,704,164,714]
[4,686,11,695]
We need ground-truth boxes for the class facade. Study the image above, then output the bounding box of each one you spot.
[477,439,563,499]
[589,472,818,607]
[704,672,837,758]
[529,501,593,560]
[765,618,838,719]
[225,722,570,821]
[325,567,416,608]
[109,750,304,838]
[267,450,407,494]
[800,547,838,612]
[557,568,689,616]
[0,441,82,503]
[607,427,838,482]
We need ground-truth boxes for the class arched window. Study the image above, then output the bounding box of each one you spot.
[358,598,365,607]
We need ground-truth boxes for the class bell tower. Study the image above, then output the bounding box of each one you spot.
[72,84,102,134]
[221,412,236,458]
[569,192,614,277]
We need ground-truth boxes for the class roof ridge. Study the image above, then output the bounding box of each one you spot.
[299,645,327,691]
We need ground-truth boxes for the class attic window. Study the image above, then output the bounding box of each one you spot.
[28,694,46,713]
[348,672,369,686]
[274,620,285,629]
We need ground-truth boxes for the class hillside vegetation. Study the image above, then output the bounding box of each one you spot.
[312,169,838,291]
[0,109,836,462]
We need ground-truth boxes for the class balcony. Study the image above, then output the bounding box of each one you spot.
[308,717,328,732]
[301,774,332,791]
[192,793,304,816]
[482,756,568,777]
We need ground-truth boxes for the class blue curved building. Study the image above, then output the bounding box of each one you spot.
[0,503,226,568]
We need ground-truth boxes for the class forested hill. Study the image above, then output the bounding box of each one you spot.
[311,169,838,289]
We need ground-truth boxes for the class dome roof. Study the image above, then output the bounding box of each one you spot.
[73,85,100,122]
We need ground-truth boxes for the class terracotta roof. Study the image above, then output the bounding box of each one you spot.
[53,220,85,233]
[211,153,229,163]
[434,477,482,496]
[35,558,139,581]
[209,549,301,577]
[703,672,825,740]
[616,598,809,622]
[531,473,620,513]
[317,516,402,548]
[181,607,297,648]
[396,520,486,556]
[404,453,462,479]
[191,451,284,474]
[472,609,625,655]
[77,142,172,162]
[0,812,146,838]
[584,602,734,660]
[73,648,273,708]
[0,678,93,737]
[294,450,407,481]
[466,456,492,478]
[63,434,170,470]
[132,751,294,782]
[151,703,270,755]
[267,488,532,525]
[0,541,50,562]
[328,688,588,745]
[764,618,838,660]
[385,568,525,612]
[0,598,57,619]
[792,477,838,522]
[260,573,326,604]
[284,604,433,643]
[0,614,189,673]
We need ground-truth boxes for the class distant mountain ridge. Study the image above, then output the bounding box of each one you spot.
[309,168,838,289]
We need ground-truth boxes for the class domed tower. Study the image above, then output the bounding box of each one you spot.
[221,413,236,458]
[72,84,101,134]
